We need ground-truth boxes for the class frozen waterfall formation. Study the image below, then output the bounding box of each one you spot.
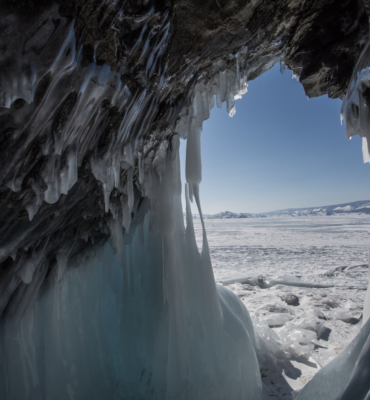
[0,0,370,399]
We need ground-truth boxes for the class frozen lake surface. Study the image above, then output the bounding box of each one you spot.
[194,215,370,283]
[193,215,370,399]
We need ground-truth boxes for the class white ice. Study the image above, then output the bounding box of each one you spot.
[191,216,370,398]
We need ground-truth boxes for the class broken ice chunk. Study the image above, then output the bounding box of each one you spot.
[328,308,360,324]
[279,327,316,360]
[264,313,293,327]
[295,316,326,337]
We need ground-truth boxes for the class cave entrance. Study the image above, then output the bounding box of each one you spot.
[180,63,369,215]
[179,62,370,396]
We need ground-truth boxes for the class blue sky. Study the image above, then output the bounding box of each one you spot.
[180,63,370,214]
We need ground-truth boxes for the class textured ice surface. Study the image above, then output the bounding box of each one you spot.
[0,129,263,400]
[193,216,370,284]
[0,228,261,400]
[192,216,369,398]
[294,317,370,400]
[0,7,270,396]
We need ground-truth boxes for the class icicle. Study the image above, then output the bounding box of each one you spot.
[362,137,370,163]
[103,167,114,213]
[185,127,202,186]
[108,217,123,261]
[219,70,227,102]
[26,193,43,221]
[124,143,134,166]
[127,169,134,214]
[280,60,286,75]
[363,249,370,325]
[138,152,144,184]
[226,92,235,115]
[216,92,222,109]
[56,251,69,283]
[236,52,240,88]
[67,145,78,190]
[113,154,121,188]
[17,239,49,284]
[60,163,69,195]
[121,200,131,234]
[103,184,111,213]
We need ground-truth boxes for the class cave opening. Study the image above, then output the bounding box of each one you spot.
[176,61,370,398]
[180,62,369,216]
[1,1,370,399]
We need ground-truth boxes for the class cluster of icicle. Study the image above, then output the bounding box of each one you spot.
[341,40,370,165]
[0,0,253,307]
[0,5,269,400]
[0,2,175,311]
[3,21,249,227]
[6,16,170,223]
[2,0,370,397]
[0,137,264,400]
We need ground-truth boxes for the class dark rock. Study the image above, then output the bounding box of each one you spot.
[280,293,299,306]
[318,326,331,341]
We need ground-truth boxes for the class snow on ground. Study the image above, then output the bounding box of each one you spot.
[192,215,370,399]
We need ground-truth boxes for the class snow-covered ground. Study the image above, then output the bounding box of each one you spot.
[192,215,370,399]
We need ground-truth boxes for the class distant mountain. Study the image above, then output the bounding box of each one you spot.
[262,200,370,217]
[184,211,266,219]
[207,211,266,219]
[185,200,370,219]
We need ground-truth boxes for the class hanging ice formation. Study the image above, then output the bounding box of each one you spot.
[293,40,370,400]
[0,135,263,400]
[0,0,370,399]
[0,2,262,399]
[0,34,263,400]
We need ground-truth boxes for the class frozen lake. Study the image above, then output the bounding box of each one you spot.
[192,215,370,398]
[193,215,370,284]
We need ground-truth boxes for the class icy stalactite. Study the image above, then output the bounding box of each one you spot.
[342,40,370,163]
[1,5,171,220]
[0,136,262,400]
[0,2,179,305]
[341,40,370,330]
[362,136,370,163]
[363,250,370,325]
[0,14,302,395]
[0,28,261,394]
[291,40,370,400]
[176,59,249,145]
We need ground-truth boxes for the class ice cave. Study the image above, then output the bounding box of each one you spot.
[0,0,370,399]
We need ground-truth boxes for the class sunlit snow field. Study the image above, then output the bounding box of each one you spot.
[192,215,370,398]
[193,215,370,284]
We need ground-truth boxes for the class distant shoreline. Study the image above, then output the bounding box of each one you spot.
[185,199,370,219]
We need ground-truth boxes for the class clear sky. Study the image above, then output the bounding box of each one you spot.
[179,63,370,215]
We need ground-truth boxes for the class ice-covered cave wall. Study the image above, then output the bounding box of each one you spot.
[0,0,370,399]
